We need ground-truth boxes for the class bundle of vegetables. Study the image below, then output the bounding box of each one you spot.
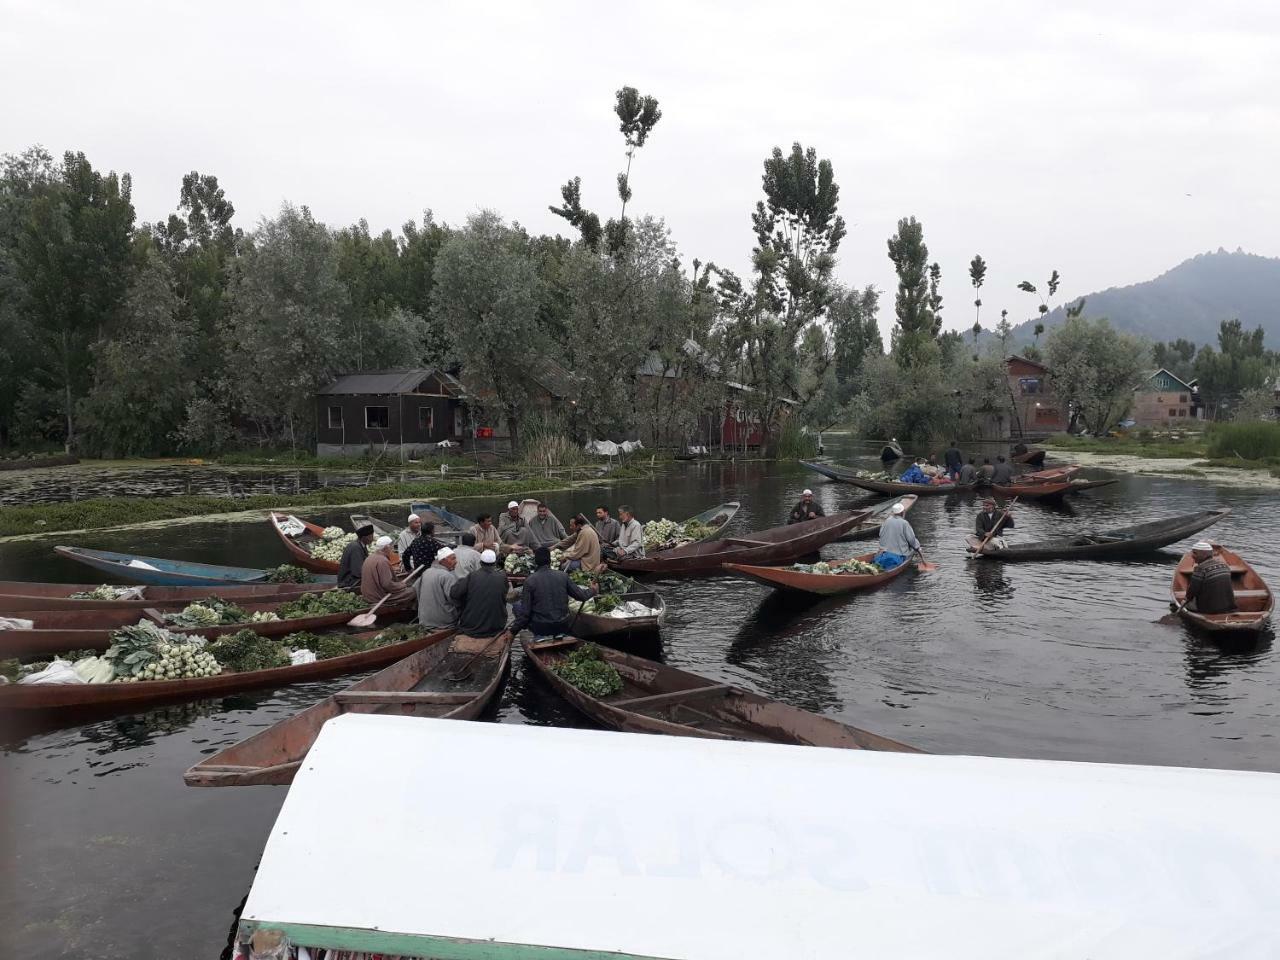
[681,519,716,541]
[550,548,566,567]
[854,470,895,481]
[73,656,116,684]
[281,623,431,661]
[276,589,367,620]
[642,518,711,551]
[206,630,291,673]
[265,564,312,584]
[570,593,621,615]
[163,597,250,627]
[251,610,280,622]
[570,569,630,595]
[68,584,135,600]
[790,557,884,575]
[550,642,623,697]
[309,530,356,562]
[103,622,221,682]
[504,553,534,575]
[369,623,431,647]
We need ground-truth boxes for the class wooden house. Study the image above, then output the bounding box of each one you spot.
[315,369,468,459]
[1131,369,1203,427]
[1006,355,1067,436]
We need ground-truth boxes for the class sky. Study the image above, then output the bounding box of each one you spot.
[2,0,1278,342]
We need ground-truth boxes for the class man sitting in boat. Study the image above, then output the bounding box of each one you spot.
[339,524,375,590]
[899,459,930,485]
[557,514,606,573]
[469,513,501,552]
[593,505,621,549]
[980,457,994,480]
[788,489,826,524]
[1184,542,1236,614]
[361,536,417,607]
[875,501,920,569]
[453,533,483,578]
[968,499,1014,552]
[449,549,510,637]
[613,505,645,560]
[511,546,596,638]
[527,502,567,548]
[991,455,1015,485]
[417,547,461,629]
[958,457,978,485]
[401,521,445,573]
[397,513,423,556]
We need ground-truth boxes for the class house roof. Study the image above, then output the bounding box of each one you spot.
[1143,368,1195,392]
[317,368,463,399]
[1006,354,1050,372]
[635,339,718,378]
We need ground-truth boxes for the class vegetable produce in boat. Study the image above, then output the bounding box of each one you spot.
[309,529,356,562]
[276,589,367,619]
[265,564,312,583]
[550,642,623,697]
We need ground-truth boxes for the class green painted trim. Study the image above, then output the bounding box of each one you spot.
[238,921,672,960]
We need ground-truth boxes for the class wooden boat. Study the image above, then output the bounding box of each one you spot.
[0,627,455,715]
[662,500,740,547]
[570,582,666,639]
[1011,447,1047,467]
[800,461,971,496]
[53,546,335,588]
[1066,478,1119,494]
[1017,465,1080,483]
[522,636,920,750]
[184,631,510,787]
[724,553,915,596]
[0,580,328,612]
[991,479,1074,500]
[268,512,340,573]
[611,509,870,575]
[0,596,411,660]
[972,508,1230,561]
[410,501,473,537]
[880,441,904,461]
[838,494,918,541]
[1172,546,1274,636]
[349,514,399,540]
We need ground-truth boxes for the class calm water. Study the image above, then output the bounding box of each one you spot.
[2,441,1278,958]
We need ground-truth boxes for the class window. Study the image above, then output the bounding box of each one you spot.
[1178,408,1187,417]
[1180,394,1189,403]
[418,406,433,433]
[365,406,389,429]
[1019,378,1042,395]
[327,405,342,428]
[1167,409,1177,417]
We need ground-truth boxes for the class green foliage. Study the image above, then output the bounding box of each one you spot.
[887,217,937,367]
[206,630,291,673]
[277,589,367,620]
[265,564,313,584]
[1205,422,1280,460]
[1045,315,1150,435]
[551,642,623,698]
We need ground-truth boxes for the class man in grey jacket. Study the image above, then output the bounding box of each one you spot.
[614,505,645,559]
[593,505,621,549]
[452,532,483,578]
[526,502,567,548]
[417,548,460,629]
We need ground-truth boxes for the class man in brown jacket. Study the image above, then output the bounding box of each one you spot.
[360,536,417,607]
[557,514,606,573]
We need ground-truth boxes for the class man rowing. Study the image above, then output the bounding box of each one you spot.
[510,546,597,638]
[1183,541,1236,614]
[967,499,1015,553]
[875,501,921,569]
[339,524,375,590]
[788,489,825,524]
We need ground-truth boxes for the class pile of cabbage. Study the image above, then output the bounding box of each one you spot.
[790,557,886,576]
[853,470,895,481]
[68,584,139,600]
[642,518,713,551]
[104,622,222,682]
[309,527,355,562]
[503,548,565,575]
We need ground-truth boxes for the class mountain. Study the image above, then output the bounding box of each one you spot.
[1006,250,1280,347]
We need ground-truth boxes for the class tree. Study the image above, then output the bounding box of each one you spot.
[1152,337,1198,379]
[1016,269,1061,338]
[1231,387,1278,422]
[968,254,987,328]
[927,262,943,326]
[829,285,882,404]
[432,211,544,453]
[994,308,1013,356]
[886,216,935,367]
[1192,318,1275,418]
[1046,315,1149,435]
[1033,321,1045,343]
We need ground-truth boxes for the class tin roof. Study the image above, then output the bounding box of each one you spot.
[318,369,463,396]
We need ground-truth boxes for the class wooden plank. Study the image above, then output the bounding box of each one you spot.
[529,637,579,651]
[335,691,475,705]
[612,684,733,710]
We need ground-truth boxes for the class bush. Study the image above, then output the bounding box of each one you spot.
[1205,422,1280,461]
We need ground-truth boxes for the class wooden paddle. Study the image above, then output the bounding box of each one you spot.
[446,630,511,682]
[967,497,1017,560]
[347,562,427,627]
[913,550,937,573]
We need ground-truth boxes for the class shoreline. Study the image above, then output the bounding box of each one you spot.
[1044,448,1280,489]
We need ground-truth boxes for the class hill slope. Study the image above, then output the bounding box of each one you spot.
[1009,250,1280,346]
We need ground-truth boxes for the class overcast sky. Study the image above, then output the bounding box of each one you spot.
[3,1,1278,340]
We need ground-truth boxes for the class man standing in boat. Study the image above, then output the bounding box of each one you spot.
[944,441,964,480]
[511,546,596,638]
[875,501,921,569]
[339,524,375,590]
[1183,542,1236,614]
[789,489,825,524]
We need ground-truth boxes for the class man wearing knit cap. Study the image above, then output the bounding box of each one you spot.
[1183,542,1235,614]
[397,513,423,556]
[788,488,825,524]
[450,548,510,638]
[339,523,376,590]
[417,546,460,629]
[361,535,416,606]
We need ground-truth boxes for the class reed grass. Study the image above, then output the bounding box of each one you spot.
[1205,422,1280,461]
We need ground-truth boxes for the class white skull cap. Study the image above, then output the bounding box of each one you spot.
[507,501,519,509]
[480,549,497,564]
[374,535,393,550]
[436,546,455,561]
[891,502,905,514]
[1192,541,1213,552]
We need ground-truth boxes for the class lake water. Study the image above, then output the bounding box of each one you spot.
[2,441,1277,958]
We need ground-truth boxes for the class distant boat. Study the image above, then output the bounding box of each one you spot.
[800,461,972,497]
[268,513,339,574]
[970,508,1230,561]
[724,552,916,596]
[54,545,335,588]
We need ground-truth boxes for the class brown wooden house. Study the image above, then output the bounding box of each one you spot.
[1006,355,1067,437]
[315,369,468,459]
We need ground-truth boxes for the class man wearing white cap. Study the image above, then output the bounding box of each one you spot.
[788,488,825,524]
[1182,542,1235,614]
[397,513,423,556]
[875,500,921,569]
[450,548,510,638]
[360,536,416,606]
[417,547,460,629]
[498,501,529,551]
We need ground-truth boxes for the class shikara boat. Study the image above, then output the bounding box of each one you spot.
[53,546,335,588]
[522,636,920,750]
[800,461,971,496]
[184,631,509,787]
[0,580,328,613]
[838,494,918,541]
[659,500,740,547]
[570,582,666,639]
[0,596,411,660]
[1011,447,1047,467]
[1172,546,1274,636]
[611,509,869,575]
[268,513,339,574]
[991,479,1074,500]
[1066,478,1119,494]
[349,514,399,540]
[1017,465,1081,483]
[0,627,455,716]
[880,441,904,461]
[972,508,1230,561]
[724,553,915,596]
[410,501,473,536]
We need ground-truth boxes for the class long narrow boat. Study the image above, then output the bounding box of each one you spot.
[522,636,920,750]
[972,508,1230,561]
[53,546,335,588]
[723,553,915,596]
[0,627,455,715]
[642,501,742,555]
[0,596,411,660]
[1171,546,1274,636]
[1011,447,1047,467]
[268,513,340,574]
[838,494,918,541]
[0,580,329,613]
[570,582,666,639]
[991,479,1074,500]
[349,514,399,540]
[1018,465,1080,483]
[184,632,510,787]
[611,509,869,575]
[800,461,971,496]
[1066,477,1119,494]
[410,501,473,537]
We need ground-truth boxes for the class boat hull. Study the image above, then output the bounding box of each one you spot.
[975,509,1230,561]
[724,554,913,595]
[1172,545,1273,636]
[991,480,1073,500]
[0,580,329,612]
[838,495,918,541]
[571,584,667,638]
[269,513,339,574]
[53,545,323,587]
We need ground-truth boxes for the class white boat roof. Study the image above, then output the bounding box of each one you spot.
[241,714,1280,959]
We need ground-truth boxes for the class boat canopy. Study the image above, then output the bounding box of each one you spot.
[238,714,1280,959]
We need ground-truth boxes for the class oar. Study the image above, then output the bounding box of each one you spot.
[967,498,1017,560]
[913,550,937,573]
[347,562,427,628]
[446,630,511,682]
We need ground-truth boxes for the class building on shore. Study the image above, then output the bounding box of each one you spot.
[1131,369,1203,428]
[1005,355,1068,437]
[314,369,468,459]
